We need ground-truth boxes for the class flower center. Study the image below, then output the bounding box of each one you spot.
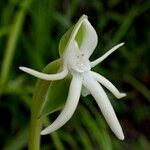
[67,50,91,73]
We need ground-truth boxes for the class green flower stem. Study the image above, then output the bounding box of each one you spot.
[28,79,49,150]
[0,0,31,95]
[29,116,43,150]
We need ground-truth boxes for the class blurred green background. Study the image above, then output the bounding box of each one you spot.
[0,0,150,149]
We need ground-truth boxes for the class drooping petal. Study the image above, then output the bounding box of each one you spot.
[90,71,126,99]
[90,43,124,67]
[79,20,98,58]
[41,74,82,135]
[82,72,124,140]
[19,66,68,81]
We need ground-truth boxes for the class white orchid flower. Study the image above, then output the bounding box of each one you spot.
[19,15,126,140]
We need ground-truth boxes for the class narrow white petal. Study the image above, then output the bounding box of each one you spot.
[90,43,124,67]
[82,72,124,140]
[90,71,126,99]
[19,66,68,81]
[41,75,82,135]
[80,20,98,57]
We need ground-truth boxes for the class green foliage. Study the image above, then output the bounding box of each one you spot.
[0,0,150,149]
[59,26,73,57]
[39,74,71,118]
[32,58,62,117]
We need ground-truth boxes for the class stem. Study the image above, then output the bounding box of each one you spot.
[28,80,47,150]
[28,80,49,150]
[28,116,43,150]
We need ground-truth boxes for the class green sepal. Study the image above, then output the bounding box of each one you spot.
[58,14,88,57]
[75,23,84,48]
[59,26,74,57]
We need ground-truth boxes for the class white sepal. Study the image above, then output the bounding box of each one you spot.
[90,43,124,67]
[80,20,98,57]
[19,67,68,81]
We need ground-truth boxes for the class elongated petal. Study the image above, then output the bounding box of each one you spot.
[80,20,98,57]
[41,75,82,135]
[82,72,124,140]
[19,66,68,81]
[90,43,124,67]
[90,71,126,99]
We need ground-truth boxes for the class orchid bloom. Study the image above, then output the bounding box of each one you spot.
[19,15,126,140]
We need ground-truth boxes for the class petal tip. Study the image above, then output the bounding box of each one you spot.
[121,42,125,45]
[116,128,125,140]
[19,66,25,71]
[118,134,125,140]
[117,93,126,99]
[40,129,49,135]
[82,14,88,19]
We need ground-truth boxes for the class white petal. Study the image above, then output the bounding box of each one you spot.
[41,74,82,135]
[90,71,126,99]
[90,43,124,67]
[80,20,98,57]
[19,66,68,81]
[82,72,124,140]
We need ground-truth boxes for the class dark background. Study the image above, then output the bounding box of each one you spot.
[0,0,150,149]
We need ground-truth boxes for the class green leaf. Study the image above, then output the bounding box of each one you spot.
[32,59,62,117]
[39,75,72,118]
[58,14,88,57]
[75,23,84,48]
[32,57,72,118]
[59,26,74,57]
